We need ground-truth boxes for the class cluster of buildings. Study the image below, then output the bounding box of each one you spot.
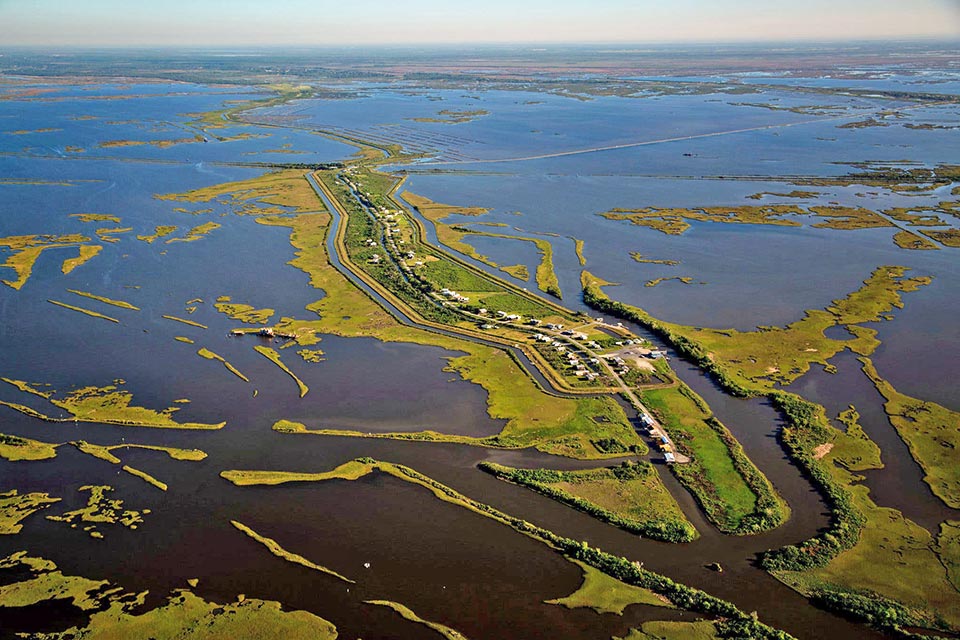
[439,288,470,303]
[636,413,677,463]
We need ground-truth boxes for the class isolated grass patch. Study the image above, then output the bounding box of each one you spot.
[481,462,696,542]
[546,558,674,613]
[861,357,960,508]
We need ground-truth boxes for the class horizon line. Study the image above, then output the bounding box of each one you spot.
[2,35,959,51]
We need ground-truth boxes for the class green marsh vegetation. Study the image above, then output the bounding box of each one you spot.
[98,134,206,149]
[921,227,960,247]
[166,221,221,244]
[70,213,121,224]
[57,590,339,639]
[892,229,940,250]
[860,357,960,508]
[795,162,960,194]
[0,552,108,610]
[573,237,587,265]
[136,225,178,243]
[0,377,225,429]
[400,190,496,264]
[157,169,324,216]
[754,389,957,634]
[645,277,694,287]
[601,199,960,250]
[447,225,562,297]
[0,432,203,489]
[640,383,787,535]
[882,205,950,227]
[220,458,792,639]
[253,185,639,459]
[546,558,674,614]
[600,204,807,236]
[231,521,354,583]
[630,253,679,266]
[746,191,819,200]
[806,206,894,230]
[162,314,208,329]
[220,460,375,486]
[197,347,249,382]
[46,484,147,536]
[253,346,309,398]
[365,600,469,640]
[1,233,99,290]
[47,299,119,323]
[0,490,60,534]
[499,263,530,280]
[584,266,930,390]
[479,462,698,542]
[214,296,275,324]
[0,433,59,461]
[0,551,340,640]
[121,465,168,491]
[296,348,325,362]
[94,226,133,243]
[66,289,139,311]
[581,272,960,633]
[272,380,641,460]
[401,189,564,298]
[60,245,103,274]
[763,393,960,635]
[409,108,489,124]
[617,620,720,640]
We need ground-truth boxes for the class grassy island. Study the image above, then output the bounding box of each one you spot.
[0,551,339,639]
[0,377,225,429]
[0,490,61,534]
[861,357,960,508]
[479,462,698,542]
[365,600,470,639]
[219,458,792,639]
[581,269,960,635]
[546,558,674,614]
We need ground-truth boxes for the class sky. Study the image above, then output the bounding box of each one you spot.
[0,0,958,46]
